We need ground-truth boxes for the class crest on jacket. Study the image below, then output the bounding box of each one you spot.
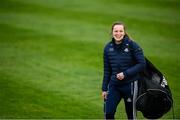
[109,48,114,52]
[124,48,129,52]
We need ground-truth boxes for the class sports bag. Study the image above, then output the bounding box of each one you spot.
[136,58,173,119]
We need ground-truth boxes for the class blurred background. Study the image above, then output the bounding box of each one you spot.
[0,0,179,119]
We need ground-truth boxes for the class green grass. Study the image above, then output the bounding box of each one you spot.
[0,0,180,119]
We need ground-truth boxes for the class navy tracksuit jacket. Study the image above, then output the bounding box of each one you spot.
[102,35,146,119]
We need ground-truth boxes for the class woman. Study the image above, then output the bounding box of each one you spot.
[102,22,146,119]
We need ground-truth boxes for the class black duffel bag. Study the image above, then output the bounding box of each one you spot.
[136,58,173,119]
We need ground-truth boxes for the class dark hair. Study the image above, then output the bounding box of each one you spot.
[111,21,129,38]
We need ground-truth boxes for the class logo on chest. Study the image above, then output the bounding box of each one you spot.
[109,48,114,52]
[124,48,129,52]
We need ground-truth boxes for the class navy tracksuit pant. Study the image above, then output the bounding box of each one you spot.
[104,81,138,120]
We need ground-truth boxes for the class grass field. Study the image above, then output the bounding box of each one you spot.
[0,0,180,119]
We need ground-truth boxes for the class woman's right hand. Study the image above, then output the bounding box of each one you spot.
[102,91,108,100]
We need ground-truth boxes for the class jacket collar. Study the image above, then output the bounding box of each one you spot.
[111,35,130,50]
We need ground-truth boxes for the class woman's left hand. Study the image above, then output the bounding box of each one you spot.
[116,72,124,80]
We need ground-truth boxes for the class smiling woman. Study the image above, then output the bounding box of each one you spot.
[102,21,146,119]
[0,0,180,119]
[111,23,125,44]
